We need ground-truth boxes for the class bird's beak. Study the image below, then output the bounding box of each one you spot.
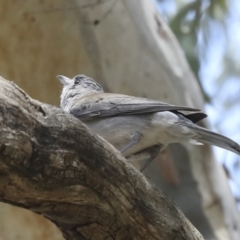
[57,75,71,86]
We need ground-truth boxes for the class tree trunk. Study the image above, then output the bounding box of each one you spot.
[0,0,239,239]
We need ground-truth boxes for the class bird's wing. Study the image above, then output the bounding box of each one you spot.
[69,93,202,120]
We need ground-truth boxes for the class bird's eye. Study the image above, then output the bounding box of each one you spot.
[74,78,80,84]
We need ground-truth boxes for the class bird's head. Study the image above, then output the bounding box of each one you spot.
[57,74,104,111]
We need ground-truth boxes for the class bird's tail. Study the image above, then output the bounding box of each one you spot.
[185,123,240,155]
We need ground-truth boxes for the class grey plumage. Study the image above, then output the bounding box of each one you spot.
[57,74,240,159]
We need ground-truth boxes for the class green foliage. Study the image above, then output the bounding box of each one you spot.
[158,0,228,102]
[208,0,227,20]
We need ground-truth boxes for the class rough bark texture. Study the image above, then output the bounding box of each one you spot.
[0,77,204,240]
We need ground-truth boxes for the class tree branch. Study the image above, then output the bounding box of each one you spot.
[0,76,203,240]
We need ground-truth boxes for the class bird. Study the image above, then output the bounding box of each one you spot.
[57,74,240,171]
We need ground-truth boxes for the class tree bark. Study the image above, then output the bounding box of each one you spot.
[0,76,204,239]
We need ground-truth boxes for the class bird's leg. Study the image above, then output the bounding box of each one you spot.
[120,132,142,153]
[126,145,164,172]
[139,145,164,172]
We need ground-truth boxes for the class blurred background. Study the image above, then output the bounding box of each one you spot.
[155,0,240,209]
[0,0,240,239]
